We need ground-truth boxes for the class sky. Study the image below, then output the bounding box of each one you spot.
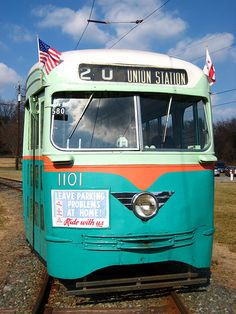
[0,0,236,122]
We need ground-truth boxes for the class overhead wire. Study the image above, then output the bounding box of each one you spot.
[143,0,171,21]
[171,35,229,59]
[213,100,236,107]
[88,19,144,24]
[212,88,236,95]
[190,43,236,62]
[211,89,236,109]
[108,24,141,49]
[74,0,95,49]
[108,0,171,48]
[75,0,235,67]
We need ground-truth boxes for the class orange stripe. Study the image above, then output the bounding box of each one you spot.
[23,156,213,190]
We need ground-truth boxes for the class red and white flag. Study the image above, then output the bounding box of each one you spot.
[203,48,216,85]
[38,38,61,74]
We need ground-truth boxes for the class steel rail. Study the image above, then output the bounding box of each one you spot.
[32,270,52,314]
[0,176,22,192]
[169,291,191,314]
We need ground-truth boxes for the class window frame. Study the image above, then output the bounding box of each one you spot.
[50,91,210,152]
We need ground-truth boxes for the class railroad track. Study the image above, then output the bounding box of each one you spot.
[0,176,22,192]
[33,274,191,313]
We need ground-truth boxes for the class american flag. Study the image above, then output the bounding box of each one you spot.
[38,38,61,74]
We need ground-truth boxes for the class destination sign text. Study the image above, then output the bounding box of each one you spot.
[79,63,188,86]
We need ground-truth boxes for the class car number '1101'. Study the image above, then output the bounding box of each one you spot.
[78,63,188,86]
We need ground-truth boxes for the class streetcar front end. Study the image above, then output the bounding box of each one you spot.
[23,49,216,286]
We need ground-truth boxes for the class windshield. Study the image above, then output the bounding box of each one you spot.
[140,94,208,150]
[51,92,209,151]
[51,92,138,150]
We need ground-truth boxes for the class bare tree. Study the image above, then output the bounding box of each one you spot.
[0,99,22,156]
[214,118,236,163]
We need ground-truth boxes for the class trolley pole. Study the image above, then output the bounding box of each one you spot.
[15,82,21,170]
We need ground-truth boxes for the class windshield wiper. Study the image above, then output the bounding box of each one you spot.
[67,93,94,142]
[162,96,173,144]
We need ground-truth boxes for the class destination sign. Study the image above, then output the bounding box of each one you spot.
[79,63,188,86]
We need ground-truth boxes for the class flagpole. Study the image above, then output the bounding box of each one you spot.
[36,35,40,63]
[37,35,45,83]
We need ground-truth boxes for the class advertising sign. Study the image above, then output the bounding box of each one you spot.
[51,189,109,228]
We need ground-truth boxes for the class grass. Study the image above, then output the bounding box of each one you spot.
[0,189,6,227]
[0,170,22,181]
[0,158,22,180]
[214,181,236,253]
[0,205,5,227]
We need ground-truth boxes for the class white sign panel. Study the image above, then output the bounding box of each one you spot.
[51,189,109,228]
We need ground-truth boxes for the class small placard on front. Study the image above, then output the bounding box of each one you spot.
[51,189,109,228]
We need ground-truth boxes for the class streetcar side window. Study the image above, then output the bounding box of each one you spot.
[181,100,208,149]
[40,101,44,149]
[182,105,195,148]
[197,101,209,148]
[29,113,39,150]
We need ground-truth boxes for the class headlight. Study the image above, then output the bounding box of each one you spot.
[132,192,159,220]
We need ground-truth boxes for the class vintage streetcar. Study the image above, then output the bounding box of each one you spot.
[22,49,216,293]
